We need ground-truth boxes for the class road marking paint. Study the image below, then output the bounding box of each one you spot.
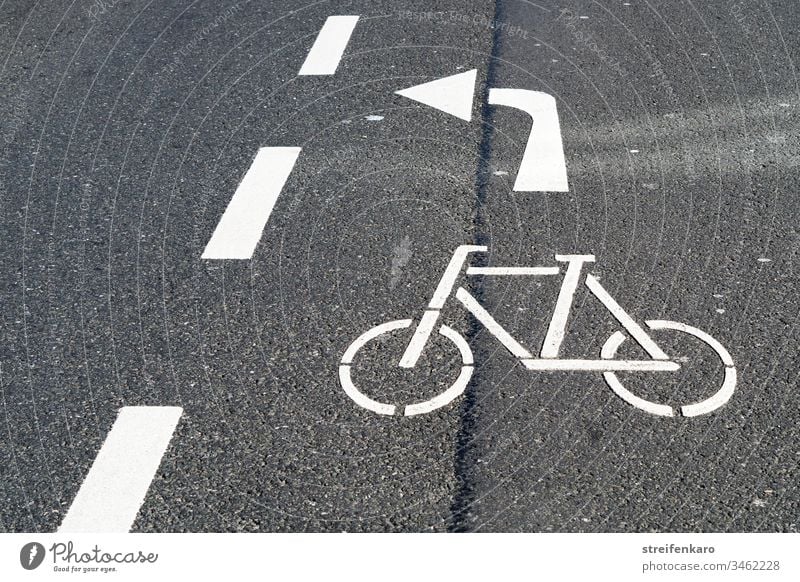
[585,274,669,360]
[521,359,679,372]
[202,147,300,260]
[340,318,401,408]
[488,88,569,192]
[339,365,397,416]
[58,406,183,533]
[398,310,441,368]
[339,321,473,416]
[647,320,734,366]
[600,331,676,417]
[395,77,569,190]
[338,246,736,418]
[404,365,473,416]
[428,245,487,309]
[467,266,560,276]
[404,325,473,416]
[540,255,595,358]
[682,367,736,417]
[341,319,412,367]
[456,287,533,359]
[601,320,736,417]
[399,245,485,368]
[395,69,477,121]
[298,15,360,75]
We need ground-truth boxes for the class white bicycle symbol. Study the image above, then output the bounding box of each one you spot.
[339,246,736,418]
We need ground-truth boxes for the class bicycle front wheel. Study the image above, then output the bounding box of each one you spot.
[600,320,736,417]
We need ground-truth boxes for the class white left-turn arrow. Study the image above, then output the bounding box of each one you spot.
[395,69,477,121]
[395,70,569,192]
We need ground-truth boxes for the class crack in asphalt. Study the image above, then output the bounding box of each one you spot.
[448,0,504,533]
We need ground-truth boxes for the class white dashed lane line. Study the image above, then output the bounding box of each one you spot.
[58,407,183,533]
[298,15,360,76]
[202,147,301,260]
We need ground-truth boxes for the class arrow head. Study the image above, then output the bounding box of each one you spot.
[395,69,477,121]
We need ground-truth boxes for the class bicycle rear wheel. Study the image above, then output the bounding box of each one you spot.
[339,319,474,416]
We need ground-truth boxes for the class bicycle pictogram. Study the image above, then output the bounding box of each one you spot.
[339,246,736,418]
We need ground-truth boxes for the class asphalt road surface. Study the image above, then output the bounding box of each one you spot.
[1,0,799,532]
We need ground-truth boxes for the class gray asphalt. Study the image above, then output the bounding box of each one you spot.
[1,0,798,533]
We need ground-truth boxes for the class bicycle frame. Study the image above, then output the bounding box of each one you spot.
[397,245,680,373]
